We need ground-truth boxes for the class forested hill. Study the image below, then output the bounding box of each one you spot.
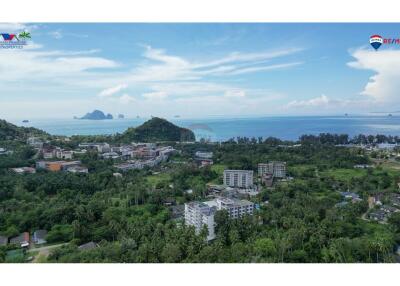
[0,119,48,141]
[118,117,195,143]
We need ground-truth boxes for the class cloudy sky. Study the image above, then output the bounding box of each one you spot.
[1,23,400,119]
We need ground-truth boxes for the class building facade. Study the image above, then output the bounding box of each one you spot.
[215,198,254,219]
[223,170,254,188]
[258,162,286,178]
[184,202,216,241]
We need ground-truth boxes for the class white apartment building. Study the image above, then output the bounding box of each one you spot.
[215,198,254,219]
[258,162,286,178]
[223,170,254,188]
[184,202,216,241]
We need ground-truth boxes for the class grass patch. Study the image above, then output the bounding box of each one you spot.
[146,172,171,187]
[321,168,367,182]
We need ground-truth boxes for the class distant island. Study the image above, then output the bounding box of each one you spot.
[77,110,113,120]
[118,114,125,119]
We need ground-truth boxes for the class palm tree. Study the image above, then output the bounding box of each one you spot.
[18,31,31,40]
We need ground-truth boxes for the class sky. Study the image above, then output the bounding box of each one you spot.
[1,23,400,119]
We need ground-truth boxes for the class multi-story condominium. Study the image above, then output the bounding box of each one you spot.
[258,162,286,178]
[215,198,254,219]
[184,202,216,241]
[223,170,254,188]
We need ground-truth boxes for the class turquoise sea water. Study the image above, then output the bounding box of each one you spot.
[9,116,400,141]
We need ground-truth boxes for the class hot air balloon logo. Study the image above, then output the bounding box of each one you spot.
[370,35,383,50]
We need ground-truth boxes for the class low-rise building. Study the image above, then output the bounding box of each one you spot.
[11,167,36,174]
[369,210,387,222]
[195,151,213,159]
[67,166,89,173]
[223,170,254,188]
[32,230,47,245]
[79,143,110,153]
[36,160,83,172]
[10,232,30,248]
[102,152,120,159]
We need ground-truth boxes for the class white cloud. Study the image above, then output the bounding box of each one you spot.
[348,48,400,104]
[49,30,63,39]
[142,91,168,100]
[98,84,128,97]
[287,94,332,108]
[119,94,136,104]
[224,89,246,98]
[0,41,304,118]
[0,23,38,32]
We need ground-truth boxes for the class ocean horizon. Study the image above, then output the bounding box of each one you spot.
[8,115,400,141]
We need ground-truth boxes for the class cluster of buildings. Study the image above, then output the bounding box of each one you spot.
[0,229,47,248]
[368,193,400,222]
[335,191,362,207]
[112,144,177,171]
[41,146,73,160]
[184,197,254,241]
[36,160,88,173]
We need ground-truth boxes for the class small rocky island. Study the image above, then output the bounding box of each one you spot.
[78,110,113,120]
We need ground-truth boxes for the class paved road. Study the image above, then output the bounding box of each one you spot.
[28,243,68,263]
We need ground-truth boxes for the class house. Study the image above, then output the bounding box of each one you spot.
[78,241,98,251]
[66,166,89,173]
[381,205,399,214]
[101,152,120,159]
[340,191,362,202]
[369,210,387,222]
[195,151,213,159]
[0,235,8,246]
[10,232,30,248]
[354,164,373,169]
[32,230,47,245]
[11,167,36,174]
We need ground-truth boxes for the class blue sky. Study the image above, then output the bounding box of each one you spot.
[1,23,400,119]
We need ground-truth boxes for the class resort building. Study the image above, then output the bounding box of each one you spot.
[223,170,254,188]
[184,201,216,241]
[215,198,254,219]
[258,162,286,178]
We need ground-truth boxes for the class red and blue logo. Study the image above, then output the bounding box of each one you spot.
[370,35,383,50]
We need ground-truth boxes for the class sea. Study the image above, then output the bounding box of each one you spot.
[8,116,400,142]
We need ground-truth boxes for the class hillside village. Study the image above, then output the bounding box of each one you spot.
[2,118,400,262]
